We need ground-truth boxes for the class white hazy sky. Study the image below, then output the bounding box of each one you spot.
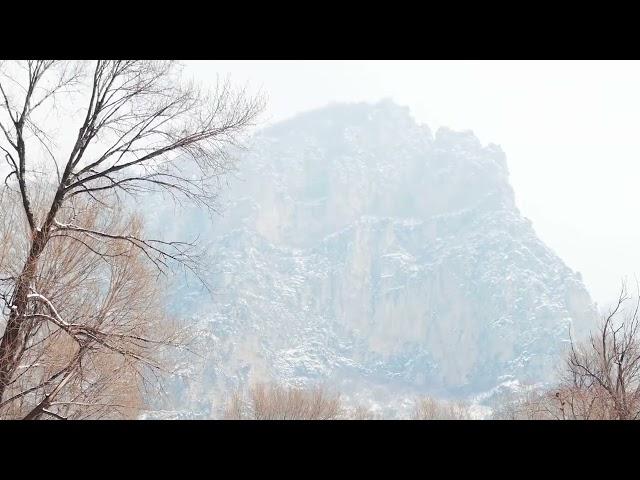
[184,60,640,308]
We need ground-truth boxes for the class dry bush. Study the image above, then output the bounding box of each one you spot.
[490,384,619,420]
[491,388,559,420]
[222,387,245,420]
[346,405,381,420]
[412,396,472,420]
[223,383,342,420]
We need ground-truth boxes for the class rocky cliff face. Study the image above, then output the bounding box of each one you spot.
[149,100,597,417]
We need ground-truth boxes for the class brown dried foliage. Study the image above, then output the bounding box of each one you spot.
[223,383,342,420]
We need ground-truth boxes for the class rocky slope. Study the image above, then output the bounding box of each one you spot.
[146,100,597,418]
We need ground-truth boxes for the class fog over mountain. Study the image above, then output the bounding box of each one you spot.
[145,100,598,418]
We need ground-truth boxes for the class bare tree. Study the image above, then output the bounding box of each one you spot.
[0,188,186,419]
[565,282,640,420]
[0,60,264,419]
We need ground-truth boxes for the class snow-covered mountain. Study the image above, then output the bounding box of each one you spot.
[147,100,597,418]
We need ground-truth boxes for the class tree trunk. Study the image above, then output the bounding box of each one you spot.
[0,227,50,401]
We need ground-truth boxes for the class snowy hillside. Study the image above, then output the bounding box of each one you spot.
[145,100,597,418]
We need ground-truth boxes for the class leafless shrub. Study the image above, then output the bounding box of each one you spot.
[346,404,381,420]
[490,384,618,420]
[222,387,246,420]
[490,387,559,420]
[412,396,472,420]
[223,383,342,420]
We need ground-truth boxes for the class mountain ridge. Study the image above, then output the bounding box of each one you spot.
[147,100,597,418]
